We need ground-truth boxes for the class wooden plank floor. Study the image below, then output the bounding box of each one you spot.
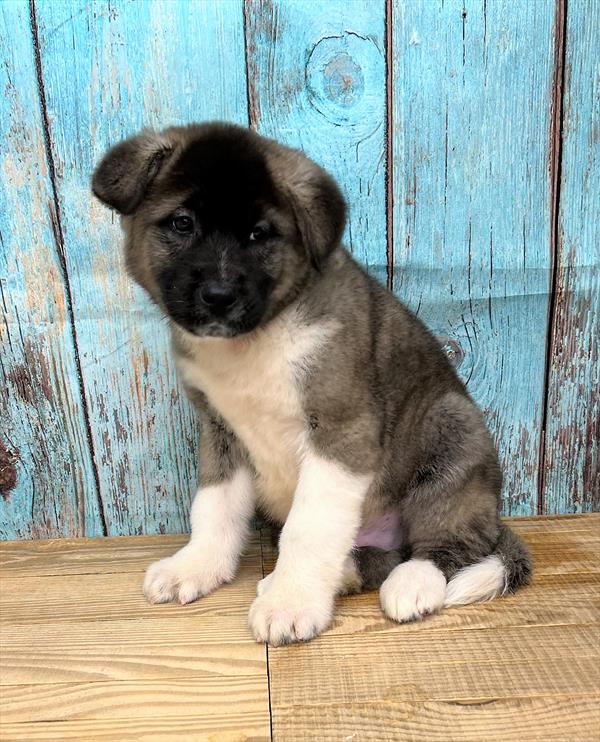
[0,534,271,741]
[1,515,599,741]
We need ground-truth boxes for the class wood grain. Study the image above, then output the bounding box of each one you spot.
[390,0,556,515]
[0,621,264,686]
[270,697,600,742]
[0,0,104,539]
[0,533,189,577]
[245,0,388,285]
[30,0,249,535]
[0,550,262,627]
[263,515,600,741]
[542,0,600,513]
[0,532,270,740]
[1,677,267,723]
[0,715,270,742]
[1,517,599,740]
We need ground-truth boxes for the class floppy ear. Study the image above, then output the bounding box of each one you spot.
[287,163,346,271]
[91,131,173,215]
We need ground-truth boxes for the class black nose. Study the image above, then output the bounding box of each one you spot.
[199,282,237,311]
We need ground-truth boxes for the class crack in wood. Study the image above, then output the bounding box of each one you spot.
[385,0,394,291]
[28,0,107,535]
[539,0,568,515]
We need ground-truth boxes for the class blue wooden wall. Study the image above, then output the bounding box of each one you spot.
[0,0,598,539]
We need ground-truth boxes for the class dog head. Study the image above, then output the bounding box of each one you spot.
[92,123,346,338]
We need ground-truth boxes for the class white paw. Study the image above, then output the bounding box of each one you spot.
[380,559,447,623]
[256,571,274,596]
[248,585,334,646]
[143,544,233,605]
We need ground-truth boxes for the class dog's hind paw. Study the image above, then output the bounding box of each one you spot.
[379,559,446,622]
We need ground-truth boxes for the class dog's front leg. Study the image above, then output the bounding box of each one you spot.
[249,452,372,645]
[143,416,254,605]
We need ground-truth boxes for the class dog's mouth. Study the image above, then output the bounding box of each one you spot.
[187,318,258,339]
[165,302,267,339]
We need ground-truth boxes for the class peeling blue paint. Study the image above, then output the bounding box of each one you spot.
[0,0,597,538]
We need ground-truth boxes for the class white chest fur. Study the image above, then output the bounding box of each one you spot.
[177,309,336,522]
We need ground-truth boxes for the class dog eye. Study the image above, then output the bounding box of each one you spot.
[249,223,269,242]
[171,215,194,234]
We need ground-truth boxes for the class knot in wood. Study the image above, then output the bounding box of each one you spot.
[438,335,465,369]
[306,32,383,127]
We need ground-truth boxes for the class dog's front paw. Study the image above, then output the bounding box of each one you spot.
[380,559,447,622]
[143,545,233,605]
[248,586,333,646]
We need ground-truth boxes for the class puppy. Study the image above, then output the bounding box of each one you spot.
[92,122,531,645]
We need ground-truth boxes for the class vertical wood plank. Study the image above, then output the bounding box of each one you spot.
[543,0,599,512]
[32,0,248,535]
[245,0,388,285]
[391,0,556,514]
[0,1,103,538]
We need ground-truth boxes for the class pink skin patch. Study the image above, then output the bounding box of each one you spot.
[355,510,403,550]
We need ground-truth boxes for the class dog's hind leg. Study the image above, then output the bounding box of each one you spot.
[380,393,531,623]
[339,547,405,595]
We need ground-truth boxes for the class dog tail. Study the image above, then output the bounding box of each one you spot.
[444,524,532,607]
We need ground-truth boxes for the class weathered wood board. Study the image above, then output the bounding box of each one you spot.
[29,0,248,535]
[0,0,104,539]
[0,0,598,537]
[390,0,556,514]
[246,0,388,285]
[0,532,272,740]
[542,0,599,513]
[1,516,598,739]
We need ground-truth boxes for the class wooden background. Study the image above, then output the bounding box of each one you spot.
[0,0,598,540]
